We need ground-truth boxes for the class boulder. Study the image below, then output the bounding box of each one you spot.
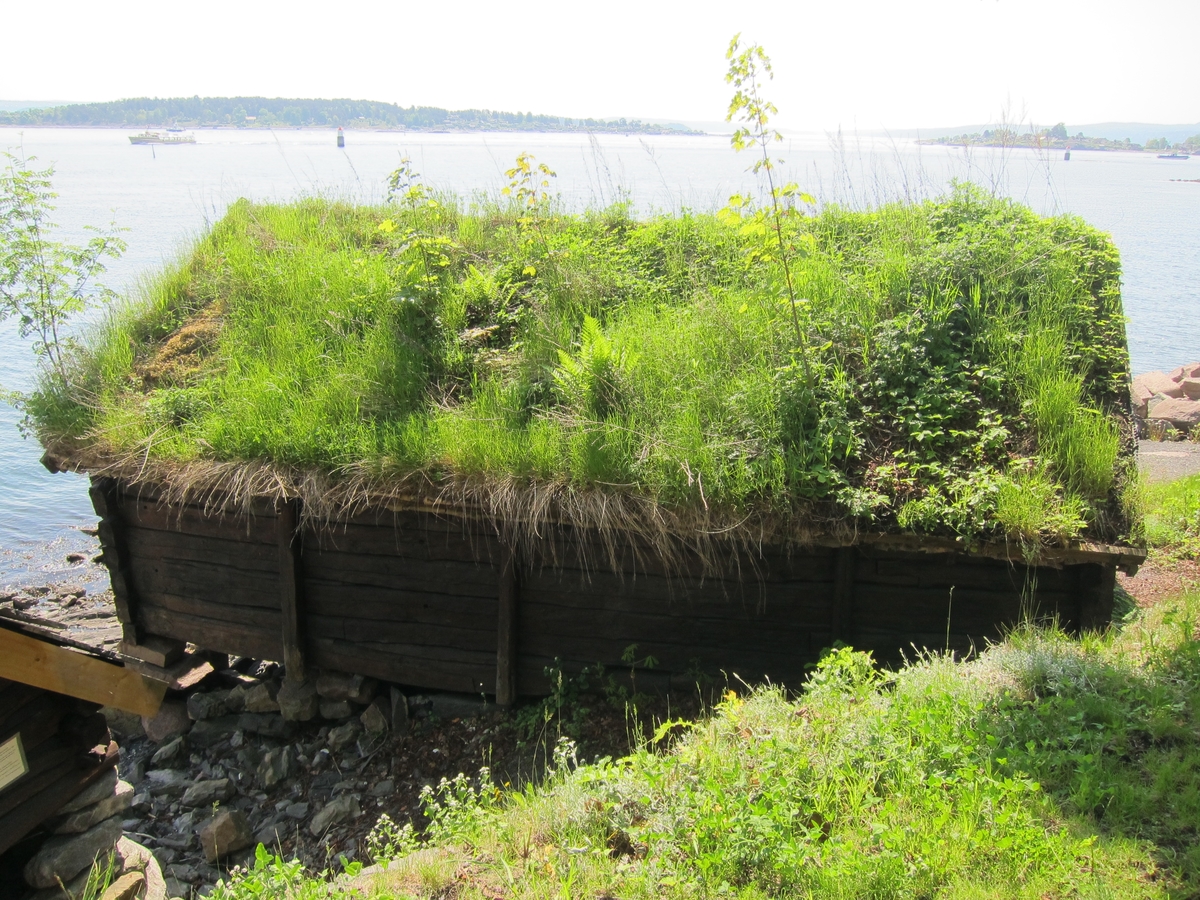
[59,767,119,814]
[327,721,361,752]
[361,699,389,736]
[100,707,145,741]
[1136,369,1186,397]
[1148,397,1200,430]
[309,794,362,836]
[242,681,280,713]
[181,777,235,807]
[256,746,292,789]
[55,780,134,834]
[1182,378,1200,400]
[389,686,409,734]
[315,670,377,704]
[141,701,191,743]
[187,690,231,721]
[150,735,186,766]
[1168,362,1200,381]
[24,814,123,889]
[198,809,253,863]
[144,768,191,797]
[99,871,144,900]
[187,714,242,748]
[238,711,293,738]
[277,679,319,722]
[320,698,353,720]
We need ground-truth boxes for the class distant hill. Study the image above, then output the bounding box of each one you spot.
[0,96,699,135]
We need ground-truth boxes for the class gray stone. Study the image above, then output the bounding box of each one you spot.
[131,791,152,814]
[389,686,409,733]
[164,877,190,899]
[59,767,119,814]
[309,794,362,836]
[145,769,191,797]
[100,707,145,740]
[242,681,280,713]
[99,870,144,900]
[151,735,186,766]
[360,699,389,736]
[327,721,360,752]
[319,698,353,720]
[256,746,292,789]
[187,690,231,721]
[370,779,394,798]
[315,670,377,703]
[165,862,198,882]
[277,678,319,722]
[187,715,242,748]
[181,777,235,808]
[55,780,134,834]
[237,712,293,738]
[1149,397,1200,430]
[24,814,123,889]
[283,801,309,819]
[255,820,289,848]
[30,869,90,900]
[142,702,192,743]
[198,809,253,863]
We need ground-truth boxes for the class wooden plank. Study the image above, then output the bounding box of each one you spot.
[121,496,277,544]
[136,604,282,661]
[0,627,165,717]
[135,591,281,630]
[496,548,518,706]
[831,547,855,643]
[307,614,497,653]
[89,478,141,646]
[130,561,281,612]
[278,499,307,682]
[310,638,493,694]
[304,549,502,594]
[306,521,501,564]
[124,527,279,572]
[304,582,498,626]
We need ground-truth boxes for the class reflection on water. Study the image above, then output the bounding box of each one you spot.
[0,127,1196,581]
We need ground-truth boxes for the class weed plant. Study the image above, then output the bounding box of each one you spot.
[1143,473,1200,558]
[31,181,1132,543]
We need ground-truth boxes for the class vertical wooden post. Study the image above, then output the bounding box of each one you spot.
[88,478,142,647]
[496,547,519,707]
[277,499,306,682]
[830,546,856,644]
[1076,563,1116,633]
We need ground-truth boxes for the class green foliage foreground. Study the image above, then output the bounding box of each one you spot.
[213,594,1200,899]
[33,183,1133,543]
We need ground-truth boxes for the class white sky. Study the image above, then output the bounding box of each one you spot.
[2,0,1197,131]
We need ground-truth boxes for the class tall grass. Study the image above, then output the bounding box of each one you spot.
[33,184,1132,543]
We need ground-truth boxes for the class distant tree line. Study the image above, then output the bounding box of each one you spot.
[923,123,1200,154]
[0,97,698,134]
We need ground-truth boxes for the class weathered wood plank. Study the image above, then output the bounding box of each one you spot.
[310,637,493,694]
[90,478,141,645]
[831,547,855,643]
[120,497,277,544]
[277,500,307,682]
[0,627,165,717]
[137,603,282,661]
[124,527,279,571]
[496,548,518,706]
[134,591,281,630]
[129,559,281,611]
[303,582,498,626]
[304,553,501,598]
[306,521,502,564]
[307,614,497,653]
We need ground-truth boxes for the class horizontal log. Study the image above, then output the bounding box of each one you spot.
[303,551,500,597]
[137,603,282,661]
[0,681,45,724]
[851,584,1073,633]
[307,614,497,654]
[309,637,493,694]
[304,582,496,628]
[856,553,1076,592]
[307,520,502,564]
[119,496,277,544]
[129,557,281,612]
[124,526,279,572]
[135,590,281,630]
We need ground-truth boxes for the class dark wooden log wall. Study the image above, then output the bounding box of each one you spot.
[0,679,117,856]
[93,480,1117,699]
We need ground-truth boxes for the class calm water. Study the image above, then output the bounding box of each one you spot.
[1,127,1196,584]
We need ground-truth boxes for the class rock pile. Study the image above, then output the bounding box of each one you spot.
[23,767,166,899]
[104,658,447,897]
[1132,363,1200,435]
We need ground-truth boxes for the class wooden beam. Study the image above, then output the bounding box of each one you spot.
[0,627,165,717]
[495,548,519,707]
[89,478,141,646]
[830,547,856,644]
[278,499,307,682]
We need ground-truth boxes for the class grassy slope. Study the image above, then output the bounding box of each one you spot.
[210,592,1200,899]
[36,184,1132,543]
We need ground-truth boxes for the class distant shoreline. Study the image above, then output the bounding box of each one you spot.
[0,123,713,136]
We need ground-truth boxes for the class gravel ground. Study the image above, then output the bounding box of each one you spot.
[1138,439,1200,483]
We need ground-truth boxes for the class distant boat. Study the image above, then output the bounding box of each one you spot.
[1158,152,1189,160]
[1064,149,1071,161]
[128,131,196,145]
[166,127,184,133]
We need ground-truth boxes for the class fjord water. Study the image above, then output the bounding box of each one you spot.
[1,127,1197,584]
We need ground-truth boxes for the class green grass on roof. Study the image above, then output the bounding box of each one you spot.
[33,183,1134,545]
